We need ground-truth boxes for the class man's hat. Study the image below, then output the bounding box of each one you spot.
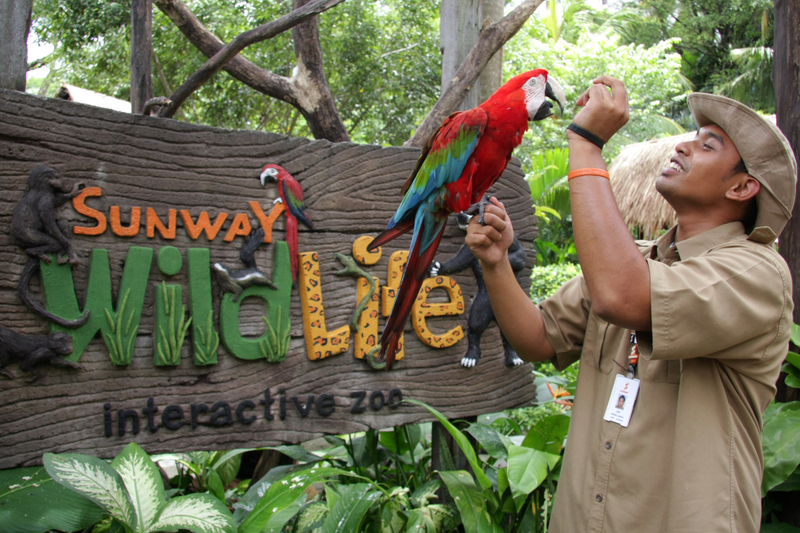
[688,93,797,244]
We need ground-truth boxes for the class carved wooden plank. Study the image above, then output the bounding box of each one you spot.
[0,89,538,468]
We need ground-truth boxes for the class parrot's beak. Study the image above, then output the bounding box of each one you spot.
[532,76,566,121]
[260,169,273,187]
[545,77,566,117]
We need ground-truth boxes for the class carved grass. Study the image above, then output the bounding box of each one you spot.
[258,307,289,363]
[156,282,192,366]
[193,312,219,365]
[103,288,136,366]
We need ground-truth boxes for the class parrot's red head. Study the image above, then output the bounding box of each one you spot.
[484,69,566,122]
[260,163,288,187]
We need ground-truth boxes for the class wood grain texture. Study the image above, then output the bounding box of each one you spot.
[0,89,538,468]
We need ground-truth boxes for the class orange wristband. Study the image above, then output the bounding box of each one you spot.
[567,168,610,181]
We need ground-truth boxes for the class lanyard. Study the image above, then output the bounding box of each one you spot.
[628,332,639,379]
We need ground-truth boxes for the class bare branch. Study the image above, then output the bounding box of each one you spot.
[404,0,545,148]
[154,0,298,104]
[159,0,345,119]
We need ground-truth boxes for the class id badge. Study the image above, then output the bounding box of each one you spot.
[603,374,640,427]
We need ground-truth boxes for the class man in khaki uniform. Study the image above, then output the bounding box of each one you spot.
[467,77,797,532]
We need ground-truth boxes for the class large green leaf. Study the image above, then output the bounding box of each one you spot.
[211,449,247,487]
[438,471,501,533]
[322,483,381,533]
[465,424,509,461]
[293,500,328,533]
[506,445,561,506]
[151,493,236,533]
[267,445,324,464]
[410,479,441,508]
[239,467,349,533]
[112,443,165,533]
[789,323,800,347]
[0,467,106,533]
[521,414,571,454]
[232,463,315,524]
[405,399,492,490]
[44,452,136,529]
[762,402,800,495]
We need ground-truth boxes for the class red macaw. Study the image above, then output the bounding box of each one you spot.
[260,164,313,283]
[368,69,565,370]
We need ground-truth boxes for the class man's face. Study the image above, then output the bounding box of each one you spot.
[655,125,745,210]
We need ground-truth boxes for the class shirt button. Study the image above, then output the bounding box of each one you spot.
[605,441,612,449]
[596,494,604,502]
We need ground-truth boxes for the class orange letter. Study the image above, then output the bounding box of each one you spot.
[146,208,177,239]
[109,206,141,237]
[224,213,252,242]
[72,187,107,236]
[412,276,464,348]
[249,201,284,243]
[180,210,228,241]
[298,251,350,361]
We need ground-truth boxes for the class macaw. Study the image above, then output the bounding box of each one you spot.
[260,164,313,283]
[368,69,566,370]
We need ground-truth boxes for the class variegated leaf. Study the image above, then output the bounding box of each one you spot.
[149,493,235,533]
[112,443,166,532]
[43,453,136,529]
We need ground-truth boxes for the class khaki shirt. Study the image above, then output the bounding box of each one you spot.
[541,222,793,533]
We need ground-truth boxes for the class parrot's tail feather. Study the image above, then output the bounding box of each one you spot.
[380,218,448,370]
[287,216,299,284]
[367,220,415,252]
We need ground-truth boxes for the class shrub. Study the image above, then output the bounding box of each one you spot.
[530,263,582,304]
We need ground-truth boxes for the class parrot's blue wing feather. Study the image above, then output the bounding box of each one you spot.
[388,108,487,229]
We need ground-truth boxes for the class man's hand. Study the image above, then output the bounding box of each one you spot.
[465,197,514,270]
[570,76,630,145]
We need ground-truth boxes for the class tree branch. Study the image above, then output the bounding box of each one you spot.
[157,0,345,120]
[404,0,545,148]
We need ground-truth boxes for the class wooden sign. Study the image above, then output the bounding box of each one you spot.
[0,89,537,468]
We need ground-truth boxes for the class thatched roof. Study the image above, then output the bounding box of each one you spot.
[56,84,131,113]
[608,134,690,239]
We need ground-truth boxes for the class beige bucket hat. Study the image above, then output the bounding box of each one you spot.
[688,93,797,244]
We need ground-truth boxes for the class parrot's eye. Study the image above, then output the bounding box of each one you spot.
[267,168,278,176]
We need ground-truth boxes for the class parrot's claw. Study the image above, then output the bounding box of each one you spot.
[273,197,283,205]
[465,196,494,225]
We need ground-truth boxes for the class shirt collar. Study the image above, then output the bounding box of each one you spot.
[660,221,746,261]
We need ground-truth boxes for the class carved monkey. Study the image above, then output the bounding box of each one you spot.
[10,165,89,327]
[0,326,79,382]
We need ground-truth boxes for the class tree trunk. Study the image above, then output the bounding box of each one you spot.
[441,0,482,111]
[130,0,154,114]
[405,0,544,148]
[291,0,349,142]
[773,0,800,526]
[775,0,800,325]
[0,0,34,91]
[479,0,504,102]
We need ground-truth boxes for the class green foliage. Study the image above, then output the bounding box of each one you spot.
[31,0,441,144]
[529,263,582,304]
[0,466,105,533]
[620,0,774,112]
[43,443,236,533]
[505,26,689,164]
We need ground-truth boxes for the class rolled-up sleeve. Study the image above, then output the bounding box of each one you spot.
[539,275,592,370]
[644,244,791,361]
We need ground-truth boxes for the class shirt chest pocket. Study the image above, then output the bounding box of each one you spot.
[584,315,681,383]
